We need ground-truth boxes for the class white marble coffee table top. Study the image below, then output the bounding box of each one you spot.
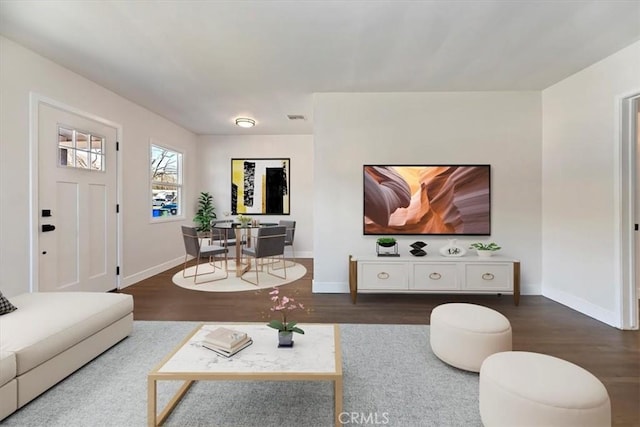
[157,323,338,374]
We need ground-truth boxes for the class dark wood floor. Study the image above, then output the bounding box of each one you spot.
[120,258,640,426]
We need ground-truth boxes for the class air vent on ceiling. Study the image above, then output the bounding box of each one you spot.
[287,114,306,121]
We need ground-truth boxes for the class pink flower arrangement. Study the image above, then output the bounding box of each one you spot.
[266,288,305,334]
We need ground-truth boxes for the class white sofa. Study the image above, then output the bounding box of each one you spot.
[0,292,133,420]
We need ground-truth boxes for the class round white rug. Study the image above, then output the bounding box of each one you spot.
[172,260,307,292]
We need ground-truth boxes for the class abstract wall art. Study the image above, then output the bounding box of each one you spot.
[231,158,290,215]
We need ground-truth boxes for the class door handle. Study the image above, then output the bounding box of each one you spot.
[42,224,56,232]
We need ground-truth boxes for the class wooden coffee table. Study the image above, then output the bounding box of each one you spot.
[147,323,343,426]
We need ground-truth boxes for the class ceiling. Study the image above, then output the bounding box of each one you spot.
[1,1,639,135]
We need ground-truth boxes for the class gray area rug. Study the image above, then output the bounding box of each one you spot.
[1,322,481,427]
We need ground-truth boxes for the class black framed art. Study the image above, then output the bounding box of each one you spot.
[231,158,290,215]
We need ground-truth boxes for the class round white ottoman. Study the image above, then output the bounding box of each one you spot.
[429,303,512,372]
[480,351,611,427]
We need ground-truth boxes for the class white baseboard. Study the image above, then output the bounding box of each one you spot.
[312,280,349,293]
[119,256,184,289]
[520,283,542,295]
[543,286,619,328]
[288,250,312,259]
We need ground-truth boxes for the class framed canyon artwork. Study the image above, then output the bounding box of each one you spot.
[363,165,491,235]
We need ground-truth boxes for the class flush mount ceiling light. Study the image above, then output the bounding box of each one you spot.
[235,117,255,128]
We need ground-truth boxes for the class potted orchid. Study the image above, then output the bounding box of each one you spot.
[266,288,305,347]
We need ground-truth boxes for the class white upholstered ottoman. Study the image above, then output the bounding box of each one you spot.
[429,303,511,372]
[479,351,611,426]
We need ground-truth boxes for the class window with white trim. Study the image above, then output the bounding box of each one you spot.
[150,143,182,219]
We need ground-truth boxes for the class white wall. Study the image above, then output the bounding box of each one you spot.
[313,92,542,293]
[542,41,640,327]
[3,31,637,327]
[197,134,314,258]
[0,36,199,297]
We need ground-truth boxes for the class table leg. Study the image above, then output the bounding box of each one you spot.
[233,229,249,277]
[147,377,157,427]
[334,376,344,427]
[234,229,242,276]
[157,380,194,425]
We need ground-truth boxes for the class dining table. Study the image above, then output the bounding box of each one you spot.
[211,221,278,277]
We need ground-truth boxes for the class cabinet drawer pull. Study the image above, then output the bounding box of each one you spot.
[377,272,390,280]
[429,272,442,280]
[482,273,495,280]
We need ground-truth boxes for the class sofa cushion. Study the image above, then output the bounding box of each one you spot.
[0,351,16,388]
[0,291,17,315]
[0,378,17,421]
[0,292,133,375]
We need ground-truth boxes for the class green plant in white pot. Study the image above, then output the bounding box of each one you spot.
[194,192,216,232]
[469,242,501,257]
[376,237,397,248]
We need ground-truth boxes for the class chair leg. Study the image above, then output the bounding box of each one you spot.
[240,256,260,286]
[182,254,228,284]
[273,245,296,270]
[208,253,229,280]
[181,254,202,283]
[182,254,190,279]
[267,254,287,280]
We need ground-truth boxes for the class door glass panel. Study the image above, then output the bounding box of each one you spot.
[59,147,70,166]
[58,127,73,148]
[91,135,103,150]
[90,135,105,171]
[76,132,89,150]
[76,151,90,169]
[57,126,105,171]
[91,152,104,171]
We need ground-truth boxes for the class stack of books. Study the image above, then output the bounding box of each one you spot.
[202,327,253,358]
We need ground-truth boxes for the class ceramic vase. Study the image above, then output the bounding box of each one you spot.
[439,239,466,257]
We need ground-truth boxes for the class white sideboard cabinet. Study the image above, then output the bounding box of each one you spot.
[348,254,520,305]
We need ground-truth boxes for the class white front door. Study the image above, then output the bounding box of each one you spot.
[38,103,118,292]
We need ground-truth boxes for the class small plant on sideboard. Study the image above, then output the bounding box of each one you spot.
[469,242,501,257]
[376,237,397,247]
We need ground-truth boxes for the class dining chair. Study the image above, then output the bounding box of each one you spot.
[181,226,228,283]
[240,226,287,286]
[274,219,296,269]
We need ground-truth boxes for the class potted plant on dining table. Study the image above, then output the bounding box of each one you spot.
[266,288,305,347]
[236,214,252,227]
